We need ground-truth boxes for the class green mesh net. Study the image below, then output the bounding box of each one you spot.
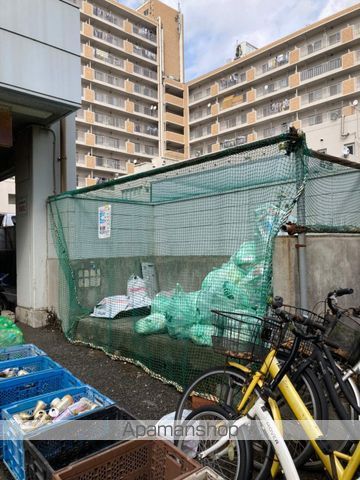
[48,131,360,390]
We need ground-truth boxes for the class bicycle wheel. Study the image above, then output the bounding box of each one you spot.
[303,365,360,471]
[176,405,252,480]
[175,366,274,480]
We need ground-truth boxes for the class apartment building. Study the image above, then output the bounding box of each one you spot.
[73,0,360,187]
[187,4,360,160]
[74,0,185,187]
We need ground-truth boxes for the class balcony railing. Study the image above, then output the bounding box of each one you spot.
[303,107,342,127]
[257,52,289,75]
[219,72,246,91]
[94,112,125,128]
[133,24,156,42]
[220,114,247,131]
[134,143,158,156]
[76,153,86,165]
[133,45,157,61]
[220,135,247,150]
[300,32,341,58]
[133,64,157,80]
[257,77,289,98]
[257,98,290,119]
[94,70,124,88]
[301,83,341,105]
[190,124,211,140]
[134,123,158,136]
[134,103,158,117]
[95,134,125,150]
[77,176,86,188]
[94,90,125,108]
[190,106,211,121]
[134,83,157,99]
[93,28,123,48]
[94,48,124,68]
[95,156,126,170]
[189,87,211,103]
[93,6,123,28]
[260,122,290,139]
[300,57,341,81]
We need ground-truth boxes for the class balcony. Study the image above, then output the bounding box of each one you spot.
[300,57,342,82]
[257,98,290,120]
[301,82,342,106]
[165,93,184,108]
[134,143,159,156]
[302,107,342,127]
[94,70,125,89]
[94,90,125,109]
[93,27,123,48]
[220,135,247,150]
[165,111,184,126]
[189,87,211,104]
[257,77,289,98]
[218,72,246,91]
[95,134,125,150]
[94,48,124,68]
[134,123,158,136]
[133,24,156,43]
[94,111,125,129]
[93,5,124,28]
[256,52,289,76]
[133,64,157,80]
[220,92,246,111]
[95,156,126,171]
[134,103,158,118]
[133,45,157,62]
[190,124,211,141]
[300,32,341,59]
[134,83,157,99]
[165,131,184,144]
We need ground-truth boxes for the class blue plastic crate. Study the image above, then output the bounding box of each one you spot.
[0,344,46,362]
[3,385,114,480]
[0,368,82,409]
[0,356,62,380]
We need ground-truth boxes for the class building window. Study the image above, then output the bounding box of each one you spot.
[344,143,355,155]
[8,194,15,205]
[143,9,149,15]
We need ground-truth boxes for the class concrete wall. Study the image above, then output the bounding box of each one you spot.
[47,235,360,315]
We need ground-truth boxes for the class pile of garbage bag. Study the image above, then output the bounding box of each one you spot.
[135,204,287,346]
[0,316,24,347]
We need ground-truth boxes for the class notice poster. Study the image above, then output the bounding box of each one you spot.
[98,204,111,239]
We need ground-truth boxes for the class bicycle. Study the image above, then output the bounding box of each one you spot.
[175,290,360,474]
[176,306,360,479]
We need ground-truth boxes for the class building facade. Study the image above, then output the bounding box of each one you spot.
[74,0,186,187]
[75,0,360,185]
[187,4,360,160]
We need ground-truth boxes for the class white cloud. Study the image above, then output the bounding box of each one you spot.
[120,0,359,80]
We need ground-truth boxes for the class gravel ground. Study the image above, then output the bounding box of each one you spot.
[0,323,326,480]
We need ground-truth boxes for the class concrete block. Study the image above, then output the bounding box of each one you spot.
[16,306,48,328]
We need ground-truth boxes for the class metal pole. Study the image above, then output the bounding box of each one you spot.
[295,149,308,309]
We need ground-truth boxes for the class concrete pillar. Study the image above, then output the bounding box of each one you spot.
[15,125,61,327]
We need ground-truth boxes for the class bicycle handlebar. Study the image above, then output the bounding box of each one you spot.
[272,301,327,333]
[327,288,353,314]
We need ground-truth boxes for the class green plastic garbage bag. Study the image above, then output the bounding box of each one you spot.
[0,316,15,329]
[166,286,200,339]
[189,324,218,346]
[151,292,172,315]
[135,313,167,334]
[0,325,24,346]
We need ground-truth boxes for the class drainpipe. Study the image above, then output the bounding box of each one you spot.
[60,118,67,192]
[295,148,308,309]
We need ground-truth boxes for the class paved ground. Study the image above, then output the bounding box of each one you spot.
[0,323,326,479]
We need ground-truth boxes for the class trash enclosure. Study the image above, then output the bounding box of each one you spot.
[48,131,360,389]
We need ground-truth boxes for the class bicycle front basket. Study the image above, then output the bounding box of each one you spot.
[212,310,286,363]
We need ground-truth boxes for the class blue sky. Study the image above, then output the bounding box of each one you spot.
[120,0,359,80]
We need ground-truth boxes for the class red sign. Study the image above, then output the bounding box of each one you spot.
[0,108,12,148]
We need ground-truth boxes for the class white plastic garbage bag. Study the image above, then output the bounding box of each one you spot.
[155,410,199,458]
